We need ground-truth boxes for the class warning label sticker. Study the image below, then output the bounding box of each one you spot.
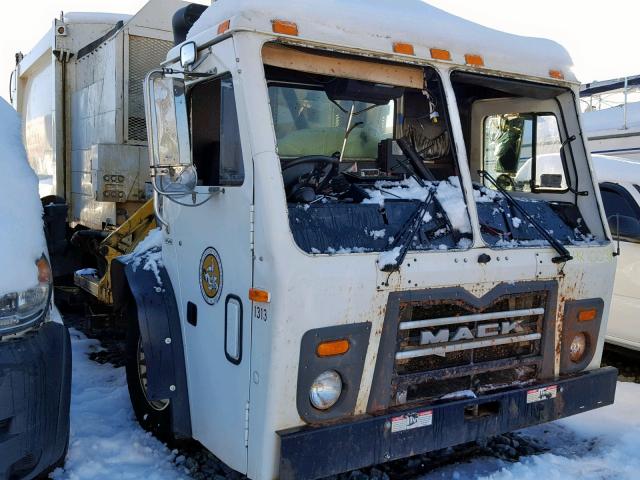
[391,410,433,433]
[526,385,558,403]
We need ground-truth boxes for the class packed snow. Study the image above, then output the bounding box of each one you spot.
[362,176,472,233]
[52,328,188,480]
[419,382,640,480]
[186,0,575,83]
[0,98,47,296]
[378,246,403,269]
[120,228,165,285]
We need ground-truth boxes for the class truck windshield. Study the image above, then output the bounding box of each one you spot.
[269,86,394,161]
[264,53,472,256]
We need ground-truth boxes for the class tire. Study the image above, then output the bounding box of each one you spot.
[124,302,173,441]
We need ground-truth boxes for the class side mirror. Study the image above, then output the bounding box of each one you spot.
[608,214,640,243]
[144,70,195,194]
[180,41,197,69]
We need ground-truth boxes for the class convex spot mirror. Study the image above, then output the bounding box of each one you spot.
[608,214,640,243]
[180,41,197,69]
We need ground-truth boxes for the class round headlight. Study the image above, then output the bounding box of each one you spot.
[309,370,342,410]
[569,332,587,363]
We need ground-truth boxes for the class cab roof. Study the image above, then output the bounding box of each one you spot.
[184,0,577,84]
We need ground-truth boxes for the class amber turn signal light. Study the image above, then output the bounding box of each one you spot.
[272,20,299,36]
[578,308,597,322]
[316,339,350,357]
[37,256,52,284]
[249,288,271,303]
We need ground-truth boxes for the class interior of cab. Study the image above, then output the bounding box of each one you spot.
[450,72,602,250]
[263,44,470,257]
[260,44,602,259]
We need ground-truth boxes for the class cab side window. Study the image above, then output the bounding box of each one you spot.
[599,183,640,220]
[483,113,568,192]
[190,75,244,186]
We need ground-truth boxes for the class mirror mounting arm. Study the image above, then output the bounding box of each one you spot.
[162,67,215,79]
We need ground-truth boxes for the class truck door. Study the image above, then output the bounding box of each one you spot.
[167,51,253,473]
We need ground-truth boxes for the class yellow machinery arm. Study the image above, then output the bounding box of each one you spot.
[74,199,156,305]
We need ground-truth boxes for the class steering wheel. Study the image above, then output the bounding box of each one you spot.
[281,155,340,200]
[496,173,516,191]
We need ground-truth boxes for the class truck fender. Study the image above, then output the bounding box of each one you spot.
[111,257,191,438]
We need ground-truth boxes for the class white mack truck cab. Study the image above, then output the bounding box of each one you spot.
[108,1,619,479]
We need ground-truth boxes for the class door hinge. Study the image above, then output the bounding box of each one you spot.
[244,400,250,448]
[249,204,255,251]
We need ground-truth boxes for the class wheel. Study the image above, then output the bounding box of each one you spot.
[124,302,173,441]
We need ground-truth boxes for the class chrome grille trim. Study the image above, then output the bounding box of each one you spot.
[395,333,542,360]
[398,307,545,331]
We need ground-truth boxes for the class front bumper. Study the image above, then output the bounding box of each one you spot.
[278,366,618,480]
[0,322,71,480]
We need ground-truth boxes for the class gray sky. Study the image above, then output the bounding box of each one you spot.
[1,0,638,103]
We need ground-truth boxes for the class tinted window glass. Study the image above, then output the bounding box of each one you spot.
[190,76,244,186]
[600,186,638,220]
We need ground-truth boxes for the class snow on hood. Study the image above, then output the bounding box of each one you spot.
[0,98,46,296]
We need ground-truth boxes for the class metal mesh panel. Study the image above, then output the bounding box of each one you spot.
[127,35,173,142]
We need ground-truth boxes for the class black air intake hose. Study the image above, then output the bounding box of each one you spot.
[172,3,208,45]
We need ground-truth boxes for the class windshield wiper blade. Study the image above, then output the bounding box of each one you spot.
[479,170,573,264]
[381,190,435,272]
[396,138,436,183]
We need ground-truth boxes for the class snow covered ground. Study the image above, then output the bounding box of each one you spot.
[420,382,640,479]
[51,329,189,480]
[54,327,640,480]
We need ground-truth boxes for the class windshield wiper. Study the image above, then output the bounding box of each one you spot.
[396,138,436,182]
[380,189,435,272]
[479,170,573,264]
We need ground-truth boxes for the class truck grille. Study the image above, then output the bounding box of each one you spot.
[366,282,561,415]
[392,291,547,406]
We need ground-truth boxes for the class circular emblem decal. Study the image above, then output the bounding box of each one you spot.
[199,247,223,305]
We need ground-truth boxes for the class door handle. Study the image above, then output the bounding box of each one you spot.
[225,295,243,364]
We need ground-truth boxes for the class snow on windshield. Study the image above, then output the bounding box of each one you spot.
[0,98,46,296]
[362,176,472,233]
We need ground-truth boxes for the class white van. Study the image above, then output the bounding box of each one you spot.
[593,154,640,350]
[0,98,71,479]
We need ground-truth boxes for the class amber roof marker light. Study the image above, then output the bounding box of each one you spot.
[393,42,415,56]
[272,20,299,36]
[465,53,484,67]
[430,48,452,61]
[549,69,565,80]
[217,19,230,35]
